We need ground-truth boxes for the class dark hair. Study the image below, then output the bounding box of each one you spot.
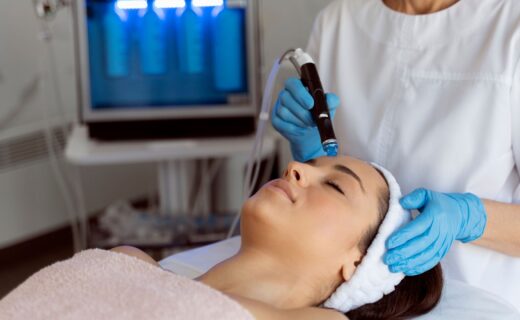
[345,168,443,319]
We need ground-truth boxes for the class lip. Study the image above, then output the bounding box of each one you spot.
[266,179,296,203]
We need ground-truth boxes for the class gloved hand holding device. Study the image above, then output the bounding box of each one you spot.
[384,188,488,276]
[272,77,340,162]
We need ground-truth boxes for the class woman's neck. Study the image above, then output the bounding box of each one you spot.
[383,0,459,15]
[197,248,325,310]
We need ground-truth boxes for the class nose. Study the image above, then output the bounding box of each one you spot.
[283,161,310,187]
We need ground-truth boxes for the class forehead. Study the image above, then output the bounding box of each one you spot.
[312,156,388,196]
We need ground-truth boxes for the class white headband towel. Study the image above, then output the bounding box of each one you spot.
[323,163,412,313]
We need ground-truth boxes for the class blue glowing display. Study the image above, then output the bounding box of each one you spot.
[116,0,223,10]
[154,0,185,8]
[86,0,248,109]
[193,0,224,7]
[116,0,148,10]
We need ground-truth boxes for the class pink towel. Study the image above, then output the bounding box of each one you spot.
[0,249,254,320]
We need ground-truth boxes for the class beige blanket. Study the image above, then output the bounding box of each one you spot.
[0,249,254,320]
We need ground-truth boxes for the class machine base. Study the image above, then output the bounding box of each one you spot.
[87,116,256,141]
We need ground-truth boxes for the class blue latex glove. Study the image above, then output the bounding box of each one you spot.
[384,188,487,276]
[271,77,340,162]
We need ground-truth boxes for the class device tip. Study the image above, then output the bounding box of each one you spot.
[324,142,339,157]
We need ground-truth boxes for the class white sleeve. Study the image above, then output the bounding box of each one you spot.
[512,57,520,203]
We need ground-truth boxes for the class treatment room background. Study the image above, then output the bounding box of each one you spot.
[0,0,335,297]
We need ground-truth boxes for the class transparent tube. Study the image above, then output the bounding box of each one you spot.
[39,21,84,251]
[227,58,282,238]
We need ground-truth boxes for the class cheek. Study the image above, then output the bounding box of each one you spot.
[298,194,364,253]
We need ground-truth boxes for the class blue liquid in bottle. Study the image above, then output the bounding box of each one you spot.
[103,4,129,78]
[139,5,167,75]
[176,2,205,74]
[212,5,245,92]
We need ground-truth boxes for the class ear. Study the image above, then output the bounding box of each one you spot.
[341,250,363,281]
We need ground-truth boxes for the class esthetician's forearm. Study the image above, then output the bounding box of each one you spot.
[473,200,520,257]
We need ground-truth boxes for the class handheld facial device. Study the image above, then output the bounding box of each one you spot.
[287,48,339,157]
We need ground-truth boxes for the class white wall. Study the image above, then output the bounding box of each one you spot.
[0,0,334,248]
[0,1,157,248]
[260,0,334,72]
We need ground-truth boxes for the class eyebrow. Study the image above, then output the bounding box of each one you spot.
[306,159,366,193]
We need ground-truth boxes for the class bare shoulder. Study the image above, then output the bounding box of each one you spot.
[284,307,348,320]
[110,246,160,267]
[227,293,348,320]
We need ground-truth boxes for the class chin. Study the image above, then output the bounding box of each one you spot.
[241,195,273,230]
[240,192,288,248]
[242,188,285,221]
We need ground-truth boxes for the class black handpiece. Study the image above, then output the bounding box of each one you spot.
[289,49,339,157]
[300,63,337,149]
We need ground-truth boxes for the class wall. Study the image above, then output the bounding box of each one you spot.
[260,0,333,72]
[0,0,334,248]
[0,1,157,248]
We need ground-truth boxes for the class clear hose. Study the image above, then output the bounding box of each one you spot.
[38,21,84,252]
[226,56,285,238]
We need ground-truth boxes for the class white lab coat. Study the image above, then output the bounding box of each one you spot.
[306,0,520,311]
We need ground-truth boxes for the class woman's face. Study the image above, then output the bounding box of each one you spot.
[241,156,388,283]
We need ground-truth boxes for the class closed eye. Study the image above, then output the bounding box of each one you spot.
[325,180,345,195]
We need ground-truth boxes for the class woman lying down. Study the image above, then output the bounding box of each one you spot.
[0,156,443,320]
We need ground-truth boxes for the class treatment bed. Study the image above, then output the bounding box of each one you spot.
[160,237,520,320]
